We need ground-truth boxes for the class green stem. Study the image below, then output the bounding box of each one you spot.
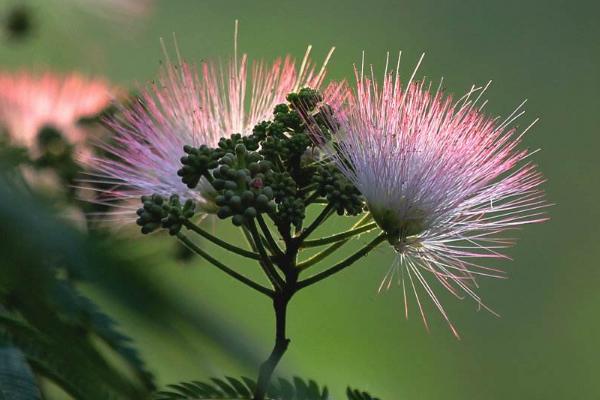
[256,214,284,258]
[311,198,328,204]
[253,294,290,400]
[297,213,374,270]
[298,183,318,196]
[301,222,377,248]
[241,226,258,252]
[303,191,320,206]
[296,241,345,270]
[297,233,387,289]
[247,221,285,290]
[183,220,261,260]
[176,233,274,297]
[297,204,333,241]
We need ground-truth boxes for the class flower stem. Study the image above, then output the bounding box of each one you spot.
[253,294,291,400]
[301,222,377,248]
[298,233,387,289]
[247,221,286,290]
[297,204,333,241]
[176,233,274,297]
[256,214,284,258]
[297,213,375,270]
[183,220,261,260]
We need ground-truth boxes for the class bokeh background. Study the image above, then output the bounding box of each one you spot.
[1,0,598,399]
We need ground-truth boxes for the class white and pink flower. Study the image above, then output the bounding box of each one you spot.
[91,42,334,218]
[312,54,548,336]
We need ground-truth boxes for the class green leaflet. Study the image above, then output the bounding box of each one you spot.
[154,376,329,400]
[346,387,381,400]
[0,346,41,400]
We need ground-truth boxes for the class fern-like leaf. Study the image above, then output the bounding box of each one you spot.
[155,376,329,400]
[346,387,381,400]
[0,314,116,400]
[51,280,155,389]
[0,346,41,400]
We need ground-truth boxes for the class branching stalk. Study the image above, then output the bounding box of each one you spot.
[297,204,333,241]
[301,222,377,248]
[183,220,261,260]
[176,233,274,297]
[297,213,375,270]
[253,295,290,400]
[256,214,284,258]
[298,233,387,289]
[247,221,286,290]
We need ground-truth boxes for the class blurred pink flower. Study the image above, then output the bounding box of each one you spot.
[311,54,548,336]
[90,40,335,220]
[0,71,115,158]
[68,0,153,21]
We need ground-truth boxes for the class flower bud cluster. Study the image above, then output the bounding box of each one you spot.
[178,145,222,189]
[166,87,366,231]
[136,194,195,235]
[277,197,306,229]
[212,144,276,226]
[218,133,260,153]
[313,165,364,216]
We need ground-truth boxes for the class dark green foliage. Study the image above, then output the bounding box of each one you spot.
[0,135,28,168]
[0,177,154,399]
[346,388,381,400]
[0,314,123,400]
[51,282,156,389]
[0,346,41,400]
[154,376,329,400]
[34,125,82,195]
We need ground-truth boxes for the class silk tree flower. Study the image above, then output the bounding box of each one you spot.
[0,71,115,158]
[312,55,548,336]
[89,42,335,220]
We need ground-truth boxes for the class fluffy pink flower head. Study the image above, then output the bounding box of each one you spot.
[313,54,548,336]
[91,31,335,220]
[0,71,114,157]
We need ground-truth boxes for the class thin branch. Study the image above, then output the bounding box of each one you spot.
[311,198,328,204]
[256,214,284,258]
[303,190,320,206]
[298,233,387,289]
[298,213,374,270]
[241,226,258,252]
[301,222,378,248]
[253,296,290,400]
[297,204,333,241]
[183,220,261,260]
[298,183,318,197]
[176,233,274,297]
[296,240,346,270]
[248,221,286,290]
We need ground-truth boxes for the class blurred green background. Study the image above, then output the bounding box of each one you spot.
[2,0,599,398]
